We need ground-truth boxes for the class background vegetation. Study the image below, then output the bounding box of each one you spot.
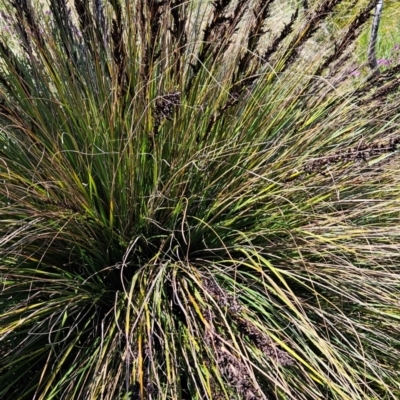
[0,0,400,399]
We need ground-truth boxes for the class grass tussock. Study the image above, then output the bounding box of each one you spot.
[0,0,400,399]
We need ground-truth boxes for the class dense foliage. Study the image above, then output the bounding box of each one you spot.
[1,0,400,399]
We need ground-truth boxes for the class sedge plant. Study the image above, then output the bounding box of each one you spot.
[1,0,400,399]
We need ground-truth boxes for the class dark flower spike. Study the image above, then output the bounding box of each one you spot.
[304,136,400,174]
